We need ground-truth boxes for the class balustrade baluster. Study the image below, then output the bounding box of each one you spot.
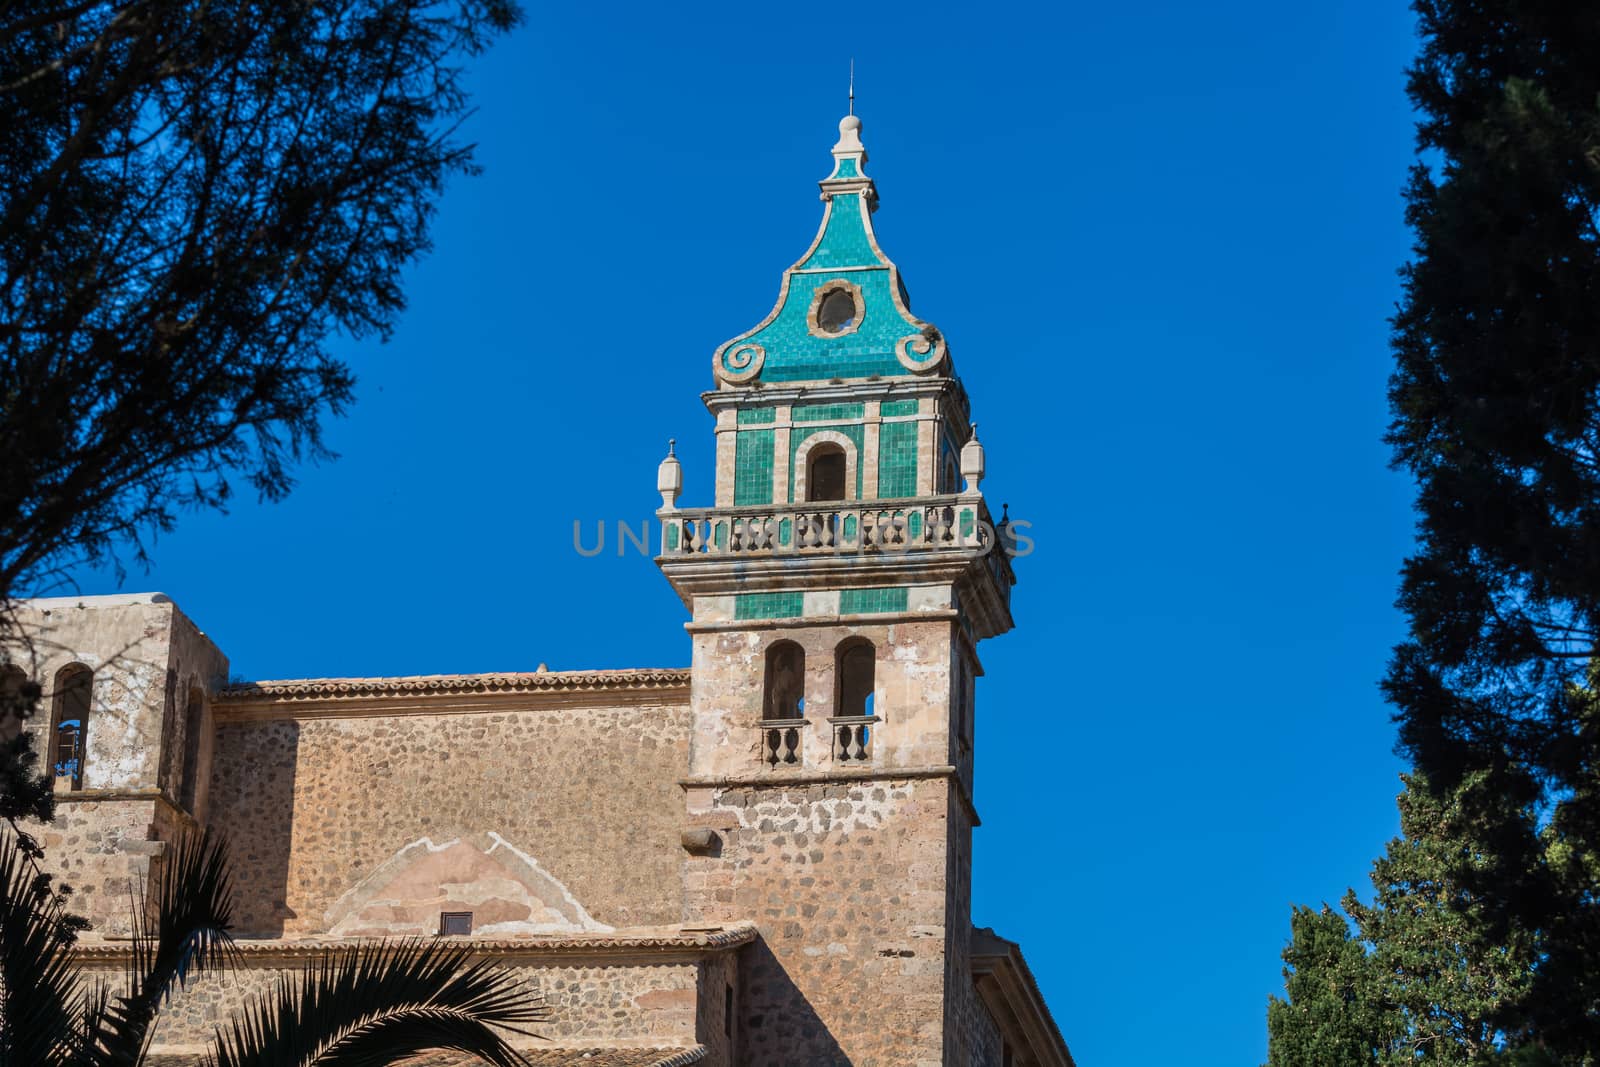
[829,717,874,761]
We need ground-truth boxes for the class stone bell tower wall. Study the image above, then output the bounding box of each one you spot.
[11,594,228,934]
[683,773,964,1067]
[206,674,693,938]
[677,608,978,1065]
[683,615,960,779]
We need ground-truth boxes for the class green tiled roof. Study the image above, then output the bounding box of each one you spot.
[711,118,948,386]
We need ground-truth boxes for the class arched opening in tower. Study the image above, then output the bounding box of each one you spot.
[763,641,805,719]
[836,639,876,718]
[807,445,847,503]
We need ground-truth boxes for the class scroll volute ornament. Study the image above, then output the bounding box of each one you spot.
[896,324,947,374]
[714,341,765,385]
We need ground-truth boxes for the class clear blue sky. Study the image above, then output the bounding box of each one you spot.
[63,2,1423,1063]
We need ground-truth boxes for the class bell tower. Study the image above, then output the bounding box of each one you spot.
[657,112,1017,1066]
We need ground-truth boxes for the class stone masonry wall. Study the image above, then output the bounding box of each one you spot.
[943,801,995,1066]
[967,984,1006,1067]
[207,699,692,936]
[80,952,717,1063]
[695,946,738,1065]
[31,797,163,935]
[683,776,954,1067]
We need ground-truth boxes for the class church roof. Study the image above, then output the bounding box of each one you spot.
[711,113,949,386]
[217,667,691,703]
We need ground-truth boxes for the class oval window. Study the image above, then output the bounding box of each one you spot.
[816,288,858,334]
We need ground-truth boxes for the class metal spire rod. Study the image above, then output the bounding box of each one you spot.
[849,59,854,115]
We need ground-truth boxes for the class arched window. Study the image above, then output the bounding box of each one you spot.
[763,641,805,720]
[51,665,92,789]
[833,638,876,762]
[806,445,847,503]
[179,685,206,813]
[835,639,876,718]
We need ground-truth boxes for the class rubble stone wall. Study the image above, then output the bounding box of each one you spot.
[683,775,954,1067]
[81,950,718,1063]
[207,697,693,936]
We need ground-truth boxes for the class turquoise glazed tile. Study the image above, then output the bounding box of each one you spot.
[877,421,918,498]
[793,403,864,423]
[840,587,909,615]
[712,186,946,384]
[734,430,775,506]
[797,194,878,270]
[735,592,804,620]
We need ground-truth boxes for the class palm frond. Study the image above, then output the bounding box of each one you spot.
[0,828,86,1067]
[94,827,237,1066]
[77,978,114,1067]
[206,938,547,1067]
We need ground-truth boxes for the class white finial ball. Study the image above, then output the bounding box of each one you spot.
[840,114,862,133]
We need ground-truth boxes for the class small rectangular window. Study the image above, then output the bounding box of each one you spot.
[724,983,734,1038]
[439,911,473,936]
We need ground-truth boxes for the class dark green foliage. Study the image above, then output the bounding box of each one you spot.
[208,940,545,1067]
[1349,772,1541,1063]
[0,663,54,852]
[1267,773,1546,1065]
[0,5,545,1060]
[0,0,520,599]
[1376,0,1600,1057]
[1387,0,1600,813]
[0,830,90,1067]
[1266,905,1392,1066]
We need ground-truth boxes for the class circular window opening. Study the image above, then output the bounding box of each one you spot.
[816,288,859,335]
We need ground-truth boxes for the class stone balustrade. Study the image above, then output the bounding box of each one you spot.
[828,715,877,761]
[660,495,988,558]
[757,716,883,767]
[759,718,807,766]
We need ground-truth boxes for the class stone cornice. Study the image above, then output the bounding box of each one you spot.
[702,376,955,412]
[74,921,757,966]
[213,668,692,720]
[972,927,1076,1067]
[686,608,959,635]
[681,764,981,827]
[49,787,199,830]
[657,548,1014,641]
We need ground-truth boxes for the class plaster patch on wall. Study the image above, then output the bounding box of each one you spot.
[324,833,612,937]
[480,832,611,933]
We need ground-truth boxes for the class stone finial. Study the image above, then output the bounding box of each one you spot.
[959,423,985,497]
[657,438,682,510]
[823,112,873,208]
[833,113,865,156]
